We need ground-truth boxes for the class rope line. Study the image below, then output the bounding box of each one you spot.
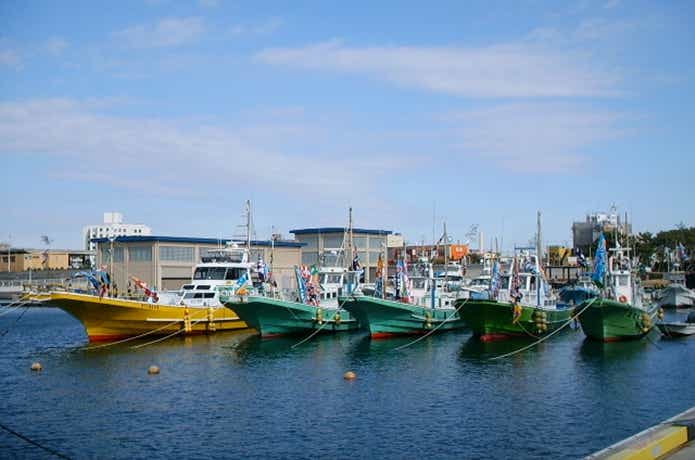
[488,298,597,361]
[0,304,32,337]
[130,309,211,350]
[394,298,469,351]
[290,298,351,349]
[0,295,33,316]
[0,421,72,460]
[83,312,208,350]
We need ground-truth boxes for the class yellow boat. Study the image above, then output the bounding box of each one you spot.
[46,292,248,341]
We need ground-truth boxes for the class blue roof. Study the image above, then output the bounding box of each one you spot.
[290,227,392,236]
[90,235,304,248]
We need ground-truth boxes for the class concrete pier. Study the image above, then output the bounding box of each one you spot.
[587,406,695,459]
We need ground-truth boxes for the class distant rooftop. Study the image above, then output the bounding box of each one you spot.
[290,227,392,236]
[90,235,304,248]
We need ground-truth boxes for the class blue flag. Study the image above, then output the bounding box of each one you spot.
[489,261,501,299]
[236,271,249,288]
[592,233,607,288]
[294,267,307,303]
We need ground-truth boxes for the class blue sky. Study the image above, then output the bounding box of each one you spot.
[1,0,693,250]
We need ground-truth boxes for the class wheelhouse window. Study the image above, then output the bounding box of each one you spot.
[321,274,342,284]
[194,267,226,280]
[225,268,246,280]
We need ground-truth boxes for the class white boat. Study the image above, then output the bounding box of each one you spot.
[657,312,695,337]
[656,283,695,309]
[177,242,254,307]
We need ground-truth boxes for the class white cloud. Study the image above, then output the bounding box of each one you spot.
[44,37,68,56]
[441,103,626,172]
[114,17,205,48]
[256,40,620,98]
[0,98,400,197]
[0,48,21,69]
[228,17,283,37]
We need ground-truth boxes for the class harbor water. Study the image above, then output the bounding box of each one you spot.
[1,307,694,459]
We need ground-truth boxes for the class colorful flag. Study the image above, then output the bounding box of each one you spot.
[591,233,607,288]
[510,256,522,303]
[352,254,360,271]
[489,261,501,299]
[294,267,307,304]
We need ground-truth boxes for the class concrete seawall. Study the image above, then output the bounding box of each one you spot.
[587,406,695,459]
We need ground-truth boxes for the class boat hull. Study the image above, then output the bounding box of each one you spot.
[577,298,657,342]
[47,292,247,341]
[656,322,695,337]
[340,295,465,338]
[222,295,359,337]
[458,299,574,341]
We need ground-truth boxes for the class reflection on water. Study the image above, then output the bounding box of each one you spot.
[0,307,693,460]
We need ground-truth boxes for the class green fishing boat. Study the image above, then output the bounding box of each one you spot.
[577,234,662,342]
[221,294,359,337]
[341,258,465,338]
[221,259,363,337]
[460,298,574,342]
[341,294,465,338]
[459,251,574,341]
[459,214,575,342]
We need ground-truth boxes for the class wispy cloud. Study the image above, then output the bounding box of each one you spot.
[0,48,21,70]
[113,17,205,48]
[44,37,68,56]
[256,40,620,98]
[199,0,220,7]
[229,17,283,37]
[0,98,402,198]
[441,103,626,172]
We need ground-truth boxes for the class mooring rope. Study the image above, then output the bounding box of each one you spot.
[0,421,72,459]
[290,297,351,349]
[394,298,469,351]
[0,303,33,338]
[129,309,212,350]
[83,313,205,351]
[0,295,33,317]
[488,298,597,361]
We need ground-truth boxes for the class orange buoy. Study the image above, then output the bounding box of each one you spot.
[148,365,160,375]
[343,371,357,380]
[31,362,42,372]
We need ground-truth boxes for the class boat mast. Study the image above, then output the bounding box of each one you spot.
[536,211,542,307]
[443,221,449,289]
[245,200,252,254]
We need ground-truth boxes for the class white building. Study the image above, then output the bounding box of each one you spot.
[83,212,152,253]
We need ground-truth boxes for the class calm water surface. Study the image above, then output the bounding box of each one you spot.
[1,307,693,459]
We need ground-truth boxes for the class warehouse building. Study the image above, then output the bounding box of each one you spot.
[93,236,303,291]
[289,227,392,283]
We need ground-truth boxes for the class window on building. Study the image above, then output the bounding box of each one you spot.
[369,237,385,249]
[354,236,368,249]
[113,247,125,262]
[369,252,382,264]
[160,246,194,262]
[322,235,343,249]
[301,236,318,249]
[358,251,368,264]
[302,252,318,265]
[129,246,152,262]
